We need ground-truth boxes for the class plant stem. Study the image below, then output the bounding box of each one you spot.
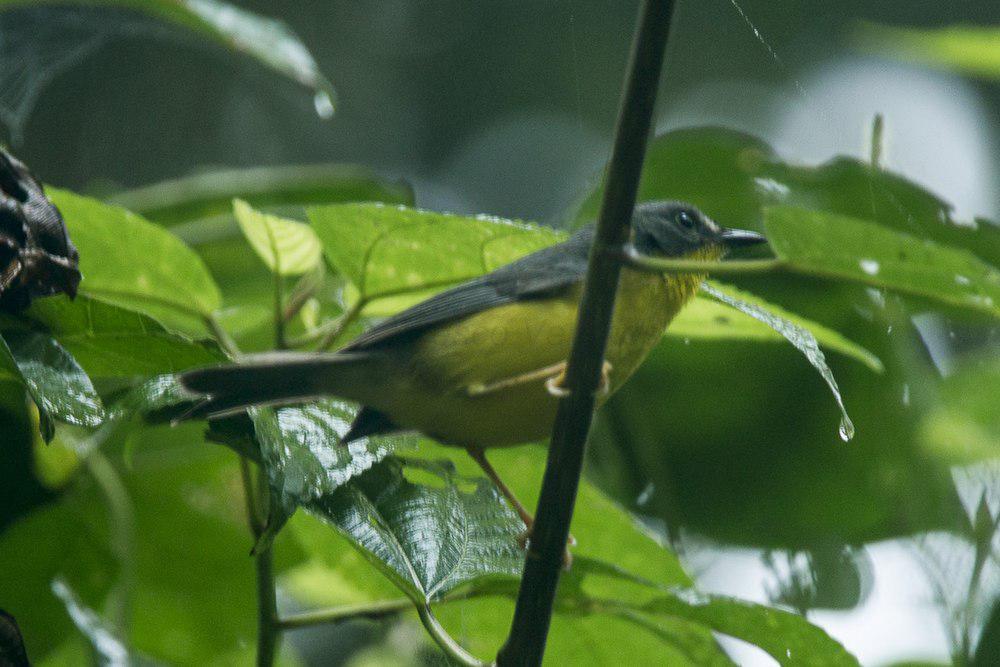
[278,598,414,629]
[417,603,487,667]
[315,299,364,351]
[85,449,136,637]
[206,312,281,666]
[243,458,280,667]
[496,1,675,664]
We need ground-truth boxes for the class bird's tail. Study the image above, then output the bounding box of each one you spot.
[178,351,378,419]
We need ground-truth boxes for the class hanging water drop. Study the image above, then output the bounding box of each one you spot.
[313,90,335,119]
[838,415,855,442]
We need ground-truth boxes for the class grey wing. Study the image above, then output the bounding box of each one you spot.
[341,227,593,352]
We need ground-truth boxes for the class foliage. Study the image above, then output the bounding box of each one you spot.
[0,9,996,658]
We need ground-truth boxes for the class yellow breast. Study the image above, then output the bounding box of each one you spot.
[369,265,708,447]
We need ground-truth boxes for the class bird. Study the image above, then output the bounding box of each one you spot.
[180,201,765,539]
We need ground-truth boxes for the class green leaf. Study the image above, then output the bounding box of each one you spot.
[0,0,335,108]
[673,285,883,372]
[308,456,525,605]
[855,22,1000,80]
[309,202,875,368]
[280,445,729,663]
[6,296,221,378]
[635,589,859,666]
[233,199,322,276]
[248,401,417,507]
[765,206,1000,318]
[701,283,855,442]
[109,164,414,228]
[308,203,560,304]
[48,189,222,333]
[1,331,104,439]
[919,354,1000,464]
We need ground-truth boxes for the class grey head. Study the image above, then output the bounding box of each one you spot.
[631,201,766,257]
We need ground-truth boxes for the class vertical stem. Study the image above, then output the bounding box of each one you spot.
[215,314,281,667]
[496,1,675,664]
[240,456,280,667]
[253,467,280,667]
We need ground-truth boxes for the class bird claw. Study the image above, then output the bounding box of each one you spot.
[518,528,575,570]
[545,361,613,398]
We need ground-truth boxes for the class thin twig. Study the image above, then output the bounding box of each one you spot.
[85,450,136,638]
[496,1,676,664]
[278,598,415,629]
[315,299,364,351]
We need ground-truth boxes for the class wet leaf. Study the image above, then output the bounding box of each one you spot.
[635,589,860,666]
[574,127,1000,267]
[47,189,221,333]
[233,199,321,276]
[765,206,1000,318]
[308,203,559,304]
[307,456,524,604]
[0,0,335,109]
[309,203,877,367]
[110,164,414,228]
[701,283,855,441]
[674,285,883,372]
[1,330,103,439]
[6,295,220,378]
[249,401,417,507]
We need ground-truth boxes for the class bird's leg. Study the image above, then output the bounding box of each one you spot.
[465,362,567,397]
[466,446,575,569]
[545,360,613,398]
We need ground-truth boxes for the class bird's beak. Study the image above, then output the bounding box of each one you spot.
[718,227,767,248]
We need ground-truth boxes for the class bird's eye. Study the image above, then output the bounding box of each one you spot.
[676,210,697,230]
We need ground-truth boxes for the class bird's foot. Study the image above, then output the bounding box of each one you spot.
[518,528,576,570]
[545,360,613,398]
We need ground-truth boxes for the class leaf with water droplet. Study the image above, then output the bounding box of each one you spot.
[765,206,1000,319]
[682,282,883,372]
[702,283,854,441]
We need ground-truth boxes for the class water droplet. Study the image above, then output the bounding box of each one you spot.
[902,383,910,407]
[955,274,971,286]
[313,90,335,119]
[838,415,855,442]
[636,482,655,507]
[859,259,880,276]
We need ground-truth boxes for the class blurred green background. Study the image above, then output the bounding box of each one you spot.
[3,1,1000,665]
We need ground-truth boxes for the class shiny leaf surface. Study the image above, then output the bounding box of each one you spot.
[308,456,524,603]
[765,206,1000,318]
[0,0,335,108]
[1,331,103,438]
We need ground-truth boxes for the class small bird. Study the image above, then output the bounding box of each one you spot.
[181,201,765,535]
